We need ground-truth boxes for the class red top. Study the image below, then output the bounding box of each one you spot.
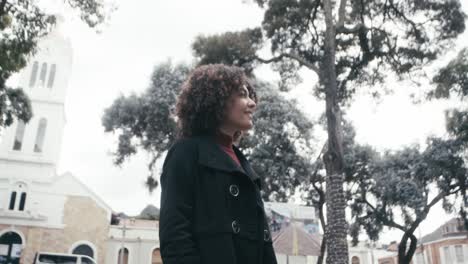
[215,132,241,166]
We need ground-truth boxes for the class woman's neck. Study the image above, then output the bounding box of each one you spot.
[215,130,234,148]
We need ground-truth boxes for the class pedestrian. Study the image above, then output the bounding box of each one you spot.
[159,64,277,264]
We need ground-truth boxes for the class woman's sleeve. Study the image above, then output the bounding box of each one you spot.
[159,141,201,264]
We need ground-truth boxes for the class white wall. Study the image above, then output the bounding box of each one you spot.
[17,27,73,104]
[0,102,65,168]
[0,173,112,229]
[439,244,468,264]
[106,233,160,264]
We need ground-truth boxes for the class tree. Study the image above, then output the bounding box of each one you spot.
[192,28,263,76]
[429,47,468,229]
[348,137,467,264]
[138,204,160,220]
[0,0,108,129]
[201,1,466,262]
[102,61,190,191]
[102,60,317,201]
[299,118,378,264]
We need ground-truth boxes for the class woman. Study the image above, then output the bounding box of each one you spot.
[159,64,278,264]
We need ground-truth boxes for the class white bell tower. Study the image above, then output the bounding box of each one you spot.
[0,15,73,180]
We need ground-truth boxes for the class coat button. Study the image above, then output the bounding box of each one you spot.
[264,229,270,241]
[232,220,240,234]
[229,184,239,197]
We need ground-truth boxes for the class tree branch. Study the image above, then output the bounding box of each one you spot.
[0,0,7,15]
[336,23,365,34]
[387,0,422,41]
[337,0,348,28]
[255,53,320,74]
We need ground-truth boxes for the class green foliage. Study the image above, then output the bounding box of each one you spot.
[431,48,468,99]
[192,28,263,76]
[253,0,466,101]
[0,86,32,127]
[238,81,315,201]
[138,204,160,220]
[0,0,108,129]
[102,61,190,191]
[348,137,467,245]
[446,109,468,144]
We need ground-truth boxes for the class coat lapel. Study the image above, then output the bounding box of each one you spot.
[197,136,261,189]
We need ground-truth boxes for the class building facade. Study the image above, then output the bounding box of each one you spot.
[106,218,160,264]
[0,17,113,264]
[378,218,468,264]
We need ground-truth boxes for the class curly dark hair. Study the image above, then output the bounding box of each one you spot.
[175,64,257,138]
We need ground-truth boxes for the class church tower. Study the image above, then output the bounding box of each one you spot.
[0,16,73,181]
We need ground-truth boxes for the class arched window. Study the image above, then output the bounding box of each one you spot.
[0,231,23,263]
[47,64,56,88]
[39,62,48,87]
[29,61,39,87]
[34,118,47,153]
[151,248,162,264]
[72,244,94,259]
[117,248,129,264]
[12,121,26,151]
[351,256,360,264]
[19,193,27,211]
[8,192,16,210]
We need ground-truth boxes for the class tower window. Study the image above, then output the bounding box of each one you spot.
[34,118,47,153]
[29,61,39,87]
[39,62,48,87]
[19,193,27,211]
[8,192,16,210]
[47,64,56,88]
[13,121,26,151]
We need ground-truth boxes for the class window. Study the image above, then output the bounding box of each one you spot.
[455,245,464,263]
[47,64,56,88]
[151,248,162,264]
[8,183,28,212]
[0,231,23,263]
[444,246,452,264]
[13,121,26,151]
[117,248,129,264]
[8,192,16,210]
[39,62,48,87]
[29,61,39,87]
[19,193,27,211]
[38,254,77,263]
[72,244,94,259]
[34,118,47,153]
[351,256,360,264]
[416,253,424,264]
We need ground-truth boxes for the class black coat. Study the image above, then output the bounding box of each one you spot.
[159,136,278,264]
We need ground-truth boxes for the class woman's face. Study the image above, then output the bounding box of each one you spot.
[222,84,257,133]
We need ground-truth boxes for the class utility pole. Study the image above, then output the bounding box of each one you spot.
[119,217,126,264]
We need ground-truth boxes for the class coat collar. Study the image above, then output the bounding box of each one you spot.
[196,136,261,188]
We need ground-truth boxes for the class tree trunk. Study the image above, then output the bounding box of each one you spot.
[397,232,418,264]
[322,1,349,264]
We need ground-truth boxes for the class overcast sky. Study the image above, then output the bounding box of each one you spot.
[42,0,468,243]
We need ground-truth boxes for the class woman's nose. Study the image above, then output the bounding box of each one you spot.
[248,98,256,109]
